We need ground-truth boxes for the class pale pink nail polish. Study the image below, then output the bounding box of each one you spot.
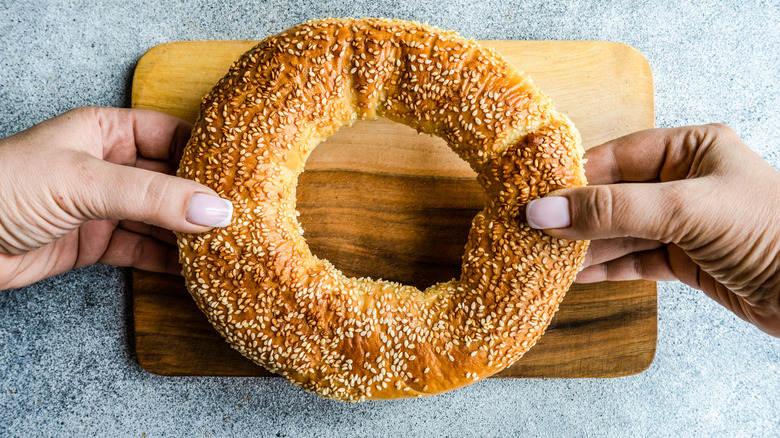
[526,196,571,229]
[186,193,233,227]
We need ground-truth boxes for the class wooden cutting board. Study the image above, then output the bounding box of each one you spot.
[131,40,656,378]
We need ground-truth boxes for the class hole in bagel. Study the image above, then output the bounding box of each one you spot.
[296,117,486,290]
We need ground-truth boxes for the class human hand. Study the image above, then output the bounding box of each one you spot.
[0,107,233,290]
[525,124,780,337]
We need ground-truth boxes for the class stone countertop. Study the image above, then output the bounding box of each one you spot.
[1,1,779,436]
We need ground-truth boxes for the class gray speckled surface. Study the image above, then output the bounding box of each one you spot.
[1,0,779,436]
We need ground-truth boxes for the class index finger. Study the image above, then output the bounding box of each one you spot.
[584,125,719,185]
[95,107,193,164]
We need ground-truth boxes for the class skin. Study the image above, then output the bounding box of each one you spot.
[0,106,218,290]
[1,110,777,337]
[544,124,780,337]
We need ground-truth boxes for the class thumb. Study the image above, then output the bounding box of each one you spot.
[525,181,696,242]
[77,157,233,233]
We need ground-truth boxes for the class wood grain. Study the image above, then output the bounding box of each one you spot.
[132,39,657,378]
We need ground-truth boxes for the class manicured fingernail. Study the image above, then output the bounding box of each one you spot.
[526,196,570,229]
[186,193,233,227]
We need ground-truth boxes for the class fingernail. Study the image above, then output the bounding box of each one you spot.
[526,196,570,229]
[186,193,233,227]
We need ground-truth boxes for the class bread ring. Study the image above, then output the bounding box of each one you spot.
[177,18,588,401]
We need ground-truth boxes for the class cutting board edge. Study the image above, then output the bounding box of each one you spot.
[132,39,656,140]
[133,270,658,379]
[130,38,658,379]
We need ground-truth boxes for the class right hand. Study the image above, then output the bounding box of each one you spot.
[525,124,780,337]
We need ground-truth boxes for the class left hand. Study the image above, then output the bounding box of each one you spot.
[0,106,233,290]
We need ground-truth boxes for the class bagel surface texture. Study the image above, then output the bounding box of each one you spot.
[177,18,589,401]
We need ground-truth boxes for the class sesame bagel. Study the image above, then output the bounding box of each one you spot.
[177,18,589,401]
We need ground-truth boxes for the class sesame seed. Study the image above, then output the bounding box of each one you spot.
[178,17,587,403]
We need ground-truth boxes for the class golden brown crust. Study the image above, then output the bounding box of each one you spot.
[176,18,588,401]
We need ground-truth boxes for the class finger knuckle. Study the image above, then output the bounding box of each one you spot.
[144,173,175,214]
[582,185,614,233]
[659,182,695,241]
[65,106,99,120]
[576,265,606,283]
[700,123,740,145]
[132,238,146,266]
[67,156,108,219]
[662,183,688,211]
[705,122,734,135]
[73,155,102,186]
[582,247,593,267]
[631,254,644,279]
[680,123,727,146]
